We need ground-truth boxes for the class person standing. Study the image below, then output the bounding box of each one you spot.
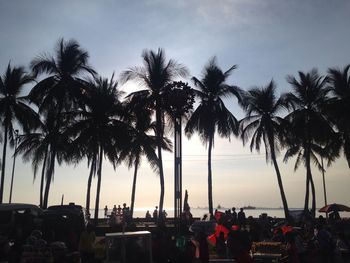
[238,208,246,229]
[231,207,237,225]
[117,205,122,215]
[153,206,158,222]
[145,210,152,220]
[104,205,108,218]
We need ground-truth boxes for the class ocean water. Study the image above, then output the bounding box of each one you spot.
[93,207,336,219]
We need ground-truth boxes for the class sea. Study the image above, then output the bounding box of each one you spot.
[93,207,337,219]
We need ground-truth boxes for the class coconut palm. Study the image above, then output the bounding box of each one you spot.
[120,48,188,216]
[28,38,95,208]
[240,81,290,219]
[327,65,350,167]
[284,69,334,216]
[67,74,129,224]
[118,106,171,218]
[185,57,242,216]
[15,108,70,208]
[0,63,39,203]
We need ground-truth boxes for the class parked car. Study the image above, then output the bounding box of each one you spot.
[46,203,89,228]
[0,203,43,238]
[42,203,88,249]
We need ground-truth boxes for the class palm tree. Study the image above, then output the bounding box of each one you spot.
[240,81,290,219]
[15,109,67,208]
[42,111,71,209]
[67,75,129,224]
[15,122,48,207]
[327,65,350,167]
[28,38,96,208]
[118,106,171,218]
[284,69,334,216]
[120,48,188,216]
[185,57,242,216]
[0,63,39,203]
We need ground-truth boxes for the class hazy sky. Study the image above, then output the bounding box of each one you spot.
[0,0,349,211]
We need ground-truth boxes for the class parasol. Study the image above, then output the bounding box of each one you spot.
[318,203,350,213]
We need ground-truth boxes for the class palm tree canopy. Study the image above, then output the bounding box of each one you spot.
[120,48,189,115]
[185,57,242,144]
[240,80,288,162]
[284,69,333,140]
[285,69,330,112]
[29,38,96,113]
[121,48,188,91]
[118,106,172,172]
[0,63,39,143]
[327,65,350,167]
[31,38,96,78]
[328,65,350,100]
[66,74,130,168]
[283,69,339,169]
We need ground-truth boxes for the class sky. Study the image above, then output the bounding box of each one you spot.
[0,0,350,212]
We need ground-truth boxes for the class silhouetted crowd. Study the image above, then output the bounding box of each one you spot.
[1,205,350,263]
[150,208,350,263]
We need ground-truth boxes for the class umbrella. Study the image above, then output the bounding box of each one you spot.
[319,203,350,213]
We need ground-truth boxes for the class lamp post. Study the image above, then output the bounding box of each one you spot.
[9,129,19,203]
[164,81,194,224]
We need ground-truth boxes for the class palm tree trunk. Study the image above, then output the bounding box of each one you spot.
[309,171,316,217]
[156,105,165,219]
[0,124,8,204]
[269,136,290,220]
[304,175,310,211]
[208,134,214,217]
[86,158,95,215]
[94,147,103,226]
[304,146,311,213]
[43,151,56,209]
[130,158,139,219]
[39,149,48,207]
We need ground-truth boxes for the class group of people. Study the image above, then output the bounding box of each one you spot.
[105,203,131,226]
[214,207,247,228]
[145,206,168,222]
[203,212,349,263]
[150,207,350,263]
